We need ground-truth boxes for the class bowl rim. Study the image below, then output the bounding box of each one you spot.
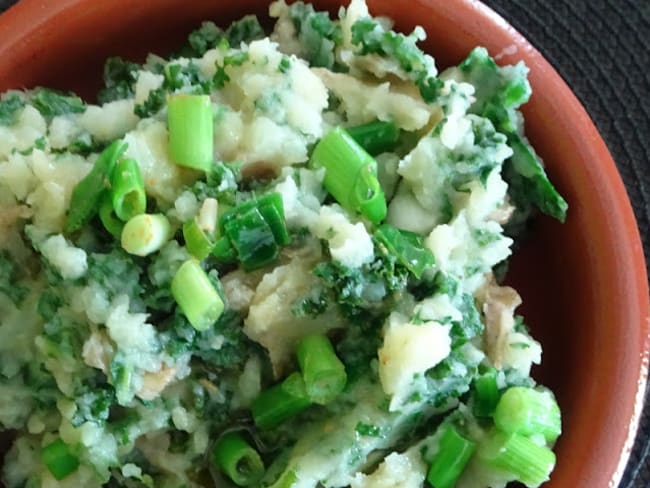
[0,0,648,486]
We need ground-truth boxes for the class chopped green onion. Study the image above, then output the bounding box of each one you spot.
[224,208,279,271]
[110,157,146,221]
[251,372,311,430]
[311,126,387,223]
[268,470,298,488]
[41,438,79,481]
[171,259,224,331]
[427,424,476,488]
[120,213,171,256]
[215,192,290,269]
[98,192,124,238]
[212,432,265,487]
[346,120,400,156]
[472,368,500,418]
[493,386,561,443]
[167,94,214,171]
[296,334,347,405]
[183,218,214,260]
[65,140,127,232]
[213,236,238,263]
[219,193,285,234]
[258,199,290,246]
[374,224,435,278]
[478,430,556,487]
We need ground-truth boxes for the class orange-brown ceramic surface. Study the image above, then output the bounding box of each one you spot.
[0,0,648,487]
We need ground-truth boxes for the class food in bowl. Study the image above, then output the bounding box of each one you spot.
[0,0,568,486]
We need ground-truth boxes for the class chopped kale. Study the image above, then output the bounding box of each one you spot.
[162,309,257,372]
[98,57,141,104]
[291,286,329,318]
[0,93,26,126]
[135,61,211,118]
[0,250,29,306]
[350,18,442,102]
[225,15,266,47]
[355,422,383,437]
[452,47,567,222]
[313,246,408,322]
[504,134,568,223]
[179,16,265,58]
[188,161,240,205]
[87,248,144,306]
[288,2,342,69]
[30,88,86,117]
[450,293,483,345]
[133,88,166,119]
[37,289,63,321]
[214,52,250,89]
[424,347,480,408]
[22,362,59,408]
[50,132,108,157]
[71,387,115,426]
[182,22,227,57]
[279,56,292,74]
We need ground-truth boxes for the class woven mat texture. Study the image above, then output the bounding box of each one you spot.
[0,0,649,485]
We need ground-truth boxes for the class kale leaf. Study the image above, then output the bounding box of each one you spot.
[0,93,26,126]
[225,15,266,47]
[87,248,145,306]
[288,2,342,69]
[98,57,141,104]
[179,16,265,58]
[452,47,567,222]
[313,246,409,322]
[162,309,257,372]
[30,88,86,117]
[0,250,29,306]
[350,18,442,102]
[187,161,240,205]
[134,61,212,118]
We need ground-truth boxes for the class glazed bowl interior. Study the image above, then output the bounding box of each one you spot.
[0,0,648,487]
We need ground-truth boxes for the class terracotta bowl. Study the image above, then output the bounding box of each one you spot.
[0,0,648,486]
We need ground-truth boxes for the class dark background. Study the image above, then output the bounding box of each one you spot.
[0,0,648,485]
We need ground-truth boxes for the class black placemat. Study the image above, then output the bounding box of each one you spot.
[0,0,648,486]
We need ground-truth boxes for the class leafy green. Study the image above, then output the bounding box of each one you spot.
[37,289,63,321]
[133,89,165,119]
[71,387,115,426]
[51,133,108,157]
[288,2,342,69]
[313,248,409,322]
[87,248,145,306]
[291,286,329,318]
[162,309,257,371]
[179,16,265,58]
[22,362,59,408]
[350,18,442,102]
[134,61,211,118]
[458,47,531,114]
[187,161,240,204]
[505,133,568,222]
[225,15,266,47]
[452,47,567,222]
[98,57,141,104]
[213,52,250,89]
[0,93,26,126]
[30,88,86,117]
[0,250,29,306]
